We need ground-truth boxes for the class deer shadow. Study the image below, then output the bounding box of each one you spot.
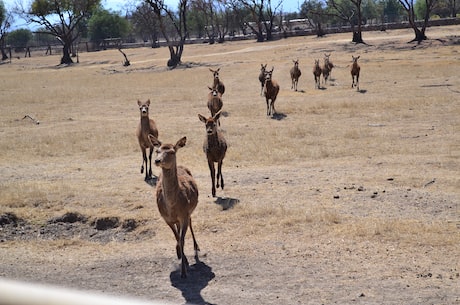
[170,257,216,305]
[214,197,240,210]
[144,175,159,187]
[271,112,287,121]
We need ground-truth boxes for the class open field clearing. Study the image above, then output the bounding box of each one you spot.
[1,25,459,304]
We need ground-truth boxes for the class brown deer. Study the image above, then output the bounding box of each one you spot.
[148,135,200,279]
[324,53,334,78]
[258,63,267,96]
[351,55,361,91]
[322,57,331,85]
[207,86,223,125]
[210,68,225,95]
[290,59,302,91]
[263,67,280,117]
[313,59,322,89]
[136,99,159,181]
[198,110,227,197]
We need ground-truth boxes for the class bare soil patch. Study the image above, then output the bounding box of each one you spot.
[1,26,459,304]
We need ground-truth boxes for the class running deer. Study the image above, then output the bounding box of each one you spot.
[198,110,227,197]
[263,67,280,117]
[136,99,159,181]
[148,135,200,279]
[351,55,361,91]
[324,53,334,78]
[322,57,331,85]
[259,64,267,95]
[290,59,302,91]
[313,59,322,89]
[207,86,223,125]
[210,68,225,95]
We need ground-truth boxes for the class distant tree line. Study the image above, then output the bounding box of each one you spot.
[0,0,458,66]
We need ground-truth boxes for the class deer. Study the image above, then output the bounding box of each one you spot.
[210,68,225,95]
[148,135,200,279]
[313,59,322,89]
[136,99,159,181]
[351,55,361,91]
[322,56,332,85]
[263,67,280,117]
[207,86,223,125]
[290,59,302,91]
[198,110,227,198]
[324,53,334,78]
[258,63,267,96]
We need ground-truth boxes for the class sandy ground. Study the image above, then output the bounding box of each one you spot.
[1,25,459,305]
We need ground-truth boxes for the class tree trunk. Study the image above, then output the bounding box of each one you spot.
[412,27,428,42]
[316,23,325,37]
[1,48,8,61]
[61,43,73,64]
[352,31,364,43]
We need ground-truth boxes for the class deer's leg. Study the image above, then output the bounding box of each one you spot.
[217,160,224,190]
[167,223,181,259]
[208,160,216,197]
[266,98,270,116]
[356,74,360,91]
[179,220,189,278]
[147,147,153,178]
[189,217,200,257]
[142,149,148,179]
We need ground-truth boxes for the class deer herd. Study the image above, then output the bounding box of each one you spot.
[136,53,361,278]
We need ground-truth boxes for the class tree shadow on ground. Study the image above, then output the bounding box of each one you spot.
[170,257,216,305]
[214,197,240,210]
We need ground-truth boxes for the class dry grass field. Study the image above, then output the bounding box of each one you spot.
[1,25,459,304]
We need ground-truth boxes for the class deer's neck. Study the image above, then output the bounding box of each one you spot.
[140,116,151,128]
[160,165,180,205]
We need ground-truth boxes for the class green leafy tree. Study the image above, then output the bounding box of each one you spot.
[300,0,328,37]
[383,0,404,22]
[0,0,12,60]
[6,28,33,47]
[88,9,130,42]
[131,2,161,47]
[22,0,100,64]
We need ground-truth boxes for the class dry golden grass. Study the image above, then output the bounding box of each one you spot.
[1,25,459,304]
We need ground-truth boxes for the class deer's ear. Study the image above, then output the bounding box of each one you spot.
[198,114,207,123]
[175,137,187,150]
[137,100,142,106]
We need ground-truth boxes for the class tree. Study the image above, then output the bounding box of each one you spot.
[132,3,161,47]
[382,0,404,22]
[190,0,230,43]
[235,0,283,42]
[0,0,12,60]
[6,28,33,47]
[327,0,366,43]
[22,0,100,64]
[88,9,130,43]
[398,0,437,42]
[300,0,328,37]
[145,0,188,68]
